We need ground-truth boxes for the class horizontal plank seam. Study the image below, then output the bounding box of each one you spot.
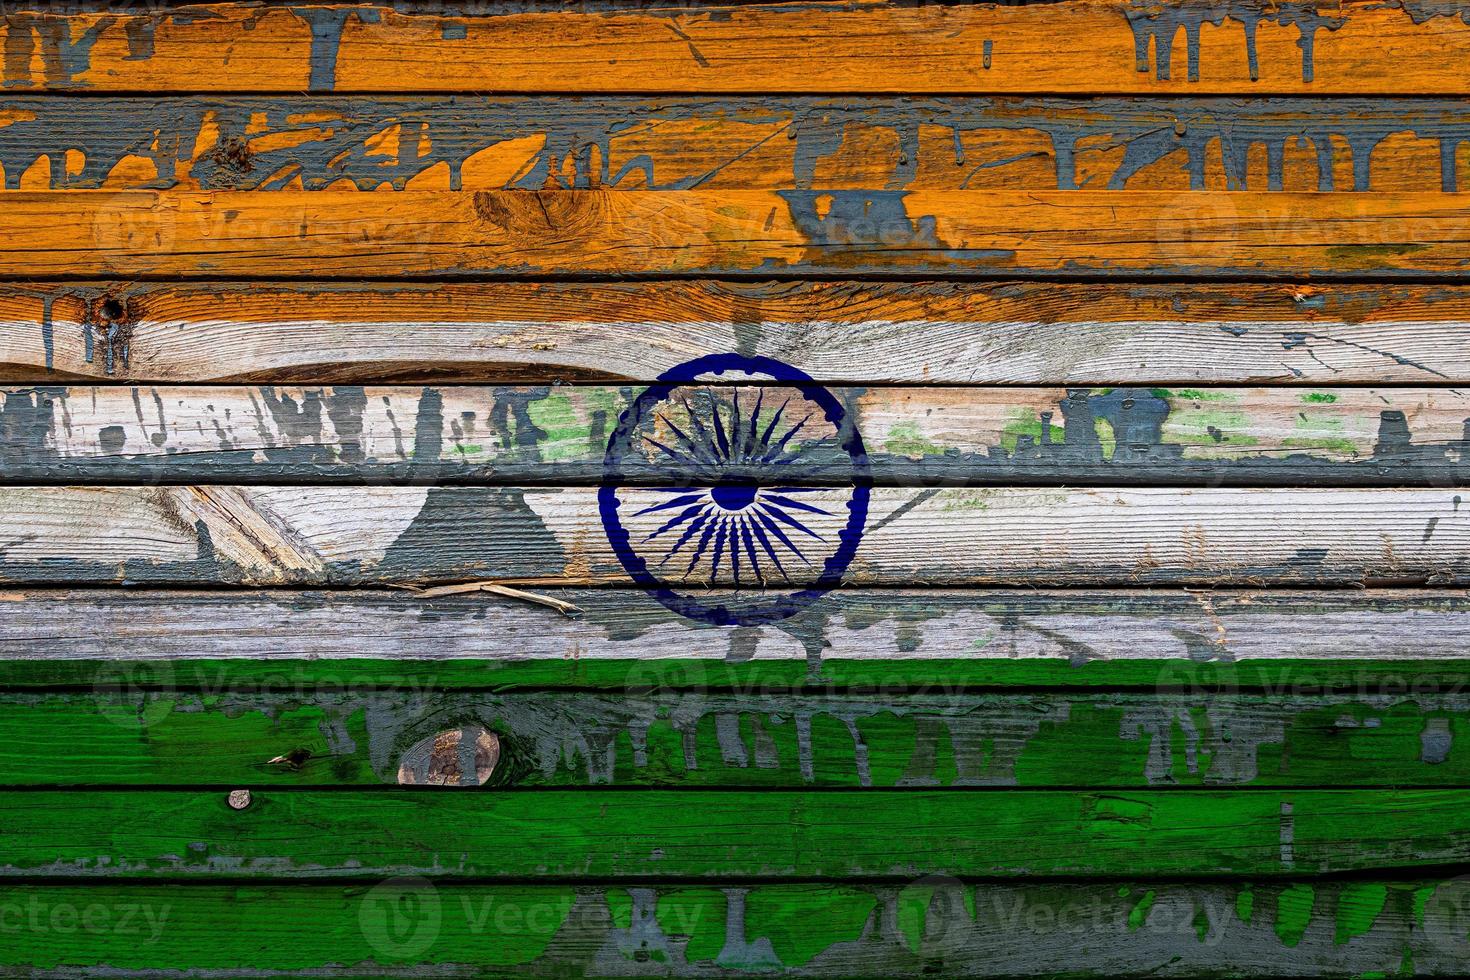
[15,271,1470,287]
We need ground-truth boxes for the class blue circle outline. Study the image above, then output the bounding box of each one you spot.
[599,353,870,626]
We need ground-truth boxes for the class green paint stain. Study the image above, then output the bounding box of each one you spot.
[1236,886,1254,923]
[657,889,724,963]
[583,386,622,421]
[1127,890,1156,930]
[526,394,582,461]
[1094,418,1116,460]
[897,888,933,953]
[1274,884,1316,948]
[884,421,942,457]
[855,712,908,786]
[607,890,633,930]
[525,392,619,462]
[745,890,875,967]
[939,489,994,511]
[897,883,973,954]
[1001,410,1046,454]
[453,443,483,455]
[1175,389,1235,402]
[1191,409,1252,431]
[1413,886,1434,928]
[1165,407,1260,452]
[1302,392,1338,404]
[1193,906,1211,942]
[1334,883,1387,945]
[1282,436,1359,455]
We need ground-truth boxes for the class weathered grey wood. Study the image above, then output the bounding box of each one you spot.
[3,281,1469,385]
[2,878,1464,977]
[1,96,1468,194]
[14,689,1470,789]
[0,485,1465,587]
[4,588,1470,690]
[4,383,1467,487]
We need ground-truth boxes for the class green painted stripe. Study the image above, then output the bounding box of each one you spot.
[4,789,1470,879]
[4,691,1470,789]
[0,878,1460,976]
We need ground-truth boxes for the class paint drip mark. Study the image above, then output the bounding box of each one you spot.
[39,296,54,372]
[664,21,710,68]
[1,14,113,89]
[290,6,382,92]
[1124,2,1346,84]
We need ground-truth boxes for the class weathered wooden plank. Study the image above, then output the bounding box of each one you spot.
[4,96,1470,194]
[5,383,1469,488]
[3,878,1465,977]
[6,788,1470,878]
[3,189,1469,278]
[14,689,1470,789]
[7,588,1469,690]
[4,280,1467,386]
[0,485,1464,587]
[0,878,1464,976]
[4,1,1470,95]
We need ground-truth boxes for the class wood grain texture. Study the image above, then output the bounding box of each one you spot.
[3,1,1470,95]
[15,689,1470,789]
[1,879,1463,977]
[6,788,1470,878]
[0,485,1464,587]
[3,189,1469,278]
[4,383,1468,487]
[5,280,1468,386]
[4,96,1470,194]
[5,588,1470,690]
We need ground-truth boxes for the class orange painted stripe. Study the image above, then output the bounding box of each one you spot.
[3,2,1470,94]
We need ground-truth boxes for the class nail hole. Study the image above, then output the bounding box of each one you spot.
[101,299,125,320]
